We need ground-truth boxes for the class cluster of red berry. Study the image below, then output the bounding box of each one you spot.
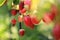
[11,9,17,26]
[10,0,33,36]
[9,0,60,40]
[18,0,42,36]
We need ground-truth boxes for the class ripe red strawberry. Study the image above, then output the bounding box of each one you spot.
[18,15,23,22]
[19,8,26,15]
[24,15,34,29]
[19,1,24,10]
[11,18,16,26]
[43,12,55,24]
[19,29,25,36]
[11,9,17,16]
[52,23,60,40]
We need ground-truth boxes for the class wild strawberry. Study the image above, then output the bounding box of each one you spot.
[11,9,17,16]
[19,29,25,36]
[24,15,34,29]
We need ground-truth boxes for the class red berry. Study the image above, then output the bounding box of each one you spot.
[49,13,55,20]
[24,15,34,29]
[18,15,23,22]
[19,8,26,14]
[24,0,31,10]
[31,15,40,25]
[19,1,24,10]
[52,23,60,40]
[11,19,16,26]
[43,12,55,24]
[11,9,17,16]
[24,0,31,5]
[19,29,25,36]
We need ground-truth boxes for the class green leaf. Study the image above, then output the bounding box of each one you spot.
[13,0,19,5]
[0,0,6,7]
[0,4,8,15]
[0,3,9,36]
[7,0,13,10]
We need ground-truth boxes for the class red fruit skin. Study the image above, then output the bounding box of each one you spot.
[19,1,24,10]
[52,23,60,40]
[19,29,25,36]
[18,15,23,22]
[31,16,40,25]
[11,19,16,26]
[43,12,55,24]
[24,15,34,29]
[19,8,26,14]
[11,9,17,16]
[24,0,31,5]
[48,13,55,20]
[24,0,31,10]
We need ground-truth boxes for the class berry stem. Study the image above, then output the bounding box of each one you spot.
[17,12,22,40]
[19,12,22,29]
[19,22,22,29]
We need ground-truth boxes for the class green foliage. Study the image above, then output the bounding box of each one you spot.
[7,0,13,10]
[13,0,19,5]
